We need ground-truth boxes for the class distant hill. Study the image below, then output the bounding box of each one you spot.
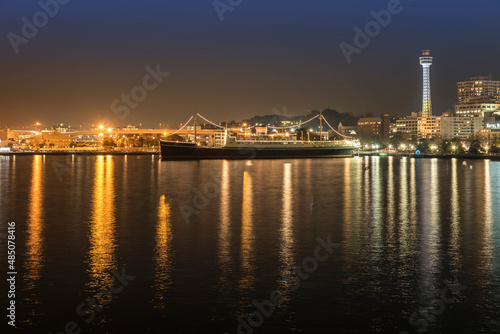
[244,109,359,129]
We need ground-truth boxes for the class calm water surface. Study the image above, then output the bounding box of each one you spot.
[1,155,500,333]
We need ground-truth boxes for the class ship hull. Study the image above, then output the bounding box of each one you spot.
[160,141,357,160]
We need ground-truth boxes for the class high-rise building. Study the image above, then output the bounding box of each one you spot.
[381,113,390,140]
[457,76,500,104]
[419,50,433,117]
[455,76,500,117]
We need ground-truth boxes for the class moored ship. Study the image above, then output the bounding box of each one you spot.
[160,113,360,160]
[160,138,359,160]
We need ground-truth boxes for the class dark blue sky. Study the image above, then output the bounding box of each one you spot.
[1,0,499,127]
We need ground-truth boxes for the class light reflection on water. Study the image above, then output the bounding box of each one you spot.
[418,159,441,302]
[449,159,462,276]
[387,156,396,247]
[398,157,410,261]
[217,160,232,294]
[279,163,295,295]
[25,155,44,286]
[87,155,117,291]
[24,155,44,322]
[239,171,255,295]
[152,194,173,308]
[1,156,499,333]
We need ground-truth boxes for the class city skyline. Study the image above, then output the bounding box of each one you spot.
[2,65,499,130]
[1,0,499,127]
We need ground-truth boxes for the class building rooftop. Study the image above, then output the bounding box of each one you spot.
[358,117,382,123]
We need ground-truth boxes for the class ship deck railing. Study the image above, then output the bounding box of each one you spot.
[230,139,360,146]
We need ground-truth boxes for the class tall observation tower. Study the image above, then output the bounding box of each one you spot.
[419,50,433,117]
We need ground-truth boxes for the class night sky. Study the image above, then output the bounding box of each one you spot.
[1,0,499,128]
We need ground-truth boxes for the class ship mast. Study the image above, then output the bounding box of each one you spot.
[319,109,323,143]
[194,113,197,144]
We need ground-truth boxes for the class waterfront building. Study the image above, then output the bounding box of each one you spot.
[357,116,381,138]
[455,102,500,116]
[484,111,500,129]
[356,113,390,140]
[477,128,500,141]
[389,122,397,136]
[395,112,420,139]
[457,76,500,104]
[455,76,500,117]
[381,113,390,140]
[417,116,441,139]
[38,132,74,147]
[338,122,357,136]
[440,114,483,140]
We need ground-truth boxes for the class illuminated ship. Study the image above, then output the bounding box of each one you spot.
[160,113,360,160]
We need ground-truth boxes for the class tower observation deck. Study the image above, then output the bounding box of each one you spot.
[419,50,433,117]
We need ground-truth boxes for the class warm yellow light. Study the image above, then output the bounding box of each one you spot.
[99,125,104,130]
[243,123,247,127]
[163,132,167,136]
[107,128,112,132]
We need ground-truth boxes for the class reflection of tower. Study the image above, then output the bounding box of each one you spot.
[419,50,433,117]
